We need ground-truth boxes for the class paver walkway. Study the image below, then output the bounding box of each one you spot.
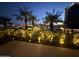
[0,41,79,57]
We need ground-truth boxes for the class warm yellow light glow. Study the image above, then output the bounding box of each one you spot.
[29,34,32,37]
[60,38,64,44]
[59,34,65,44]
[12,38,14,40]
[60,27,64,31]
[38,37,41,43]
[20,30,26,38]
[29,40,31,42]
[73,38,79,46]
[73,34,79,46]
[33,27,41,31]
[48,35,53,42]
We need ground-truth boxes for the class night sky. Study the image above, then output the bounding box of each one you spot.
[0,2,71,25]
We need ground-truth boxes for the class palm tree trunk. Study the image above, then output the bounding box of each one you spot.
[25,17,27,29]
[71,29,73,38]
[32,20,34,27]
[50,22,53,31]
[71,29,73,44]
[3,23,7,29]
[71,29,73,34]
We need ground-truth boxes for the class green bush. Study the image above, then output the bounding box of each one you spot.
[14,29,23,40]
[1,28,79,47]
[65,33,73,45]
[73,33,79,46]
[31,30,40,43]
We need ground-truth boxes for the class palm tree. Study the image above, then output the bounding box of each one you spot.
[44,9,62,31]
[14,6,32,29]
[29,15,36,27]
[0,16,12,29]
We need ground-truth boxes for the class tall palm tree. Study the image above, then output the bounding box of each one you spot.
[14,6,32,29]
[45,9,62,31]
[0,16,12,29]
[29,15,36,27]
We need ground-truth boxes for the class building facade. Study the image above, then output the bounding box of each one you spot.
[64,3,79,32]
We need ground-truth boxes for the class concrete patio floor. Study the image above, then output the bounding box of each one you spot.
[0,41,79,57]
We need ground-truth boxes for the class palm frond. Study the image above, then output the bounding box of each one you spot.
[45,9,62,23]
[58,11,63,16]
[55,10,59,15]
[46,12,51,16]
[18,6,24,13]
[52,9,55,15]
[16,16,24,21]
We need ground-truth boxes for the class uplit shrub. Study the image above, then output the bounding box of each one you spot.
[2,27,79,48]
[59,33,65,45]
[42,31,54,43]
[4,29,14,35]
[0,29,13,45]
[64,33,73,45]
[23,30,30,42]
[52,32,61,44]
[14,29,23,40]
[0,30,5,36]
[31,30,40,43]
[73,33,79,46]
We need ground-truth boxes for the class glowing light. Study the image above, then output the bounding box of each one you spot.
[59,34,65,44]
[59,38,64,44]
[33,27,41,31]
[38,37,41,43]
[12,38,14,40]
[29,34,31,37]
[29,40,31,42]
[73,34,79,46]
[27,28,32,30]
[21,30,26,38]
[48,35,53,42]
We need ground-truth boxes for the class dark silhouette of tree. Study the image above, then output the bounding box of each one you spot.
[29,15,36,27]
[14,6,32,29]
[44,9,62,31]
[0,16,12,29]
